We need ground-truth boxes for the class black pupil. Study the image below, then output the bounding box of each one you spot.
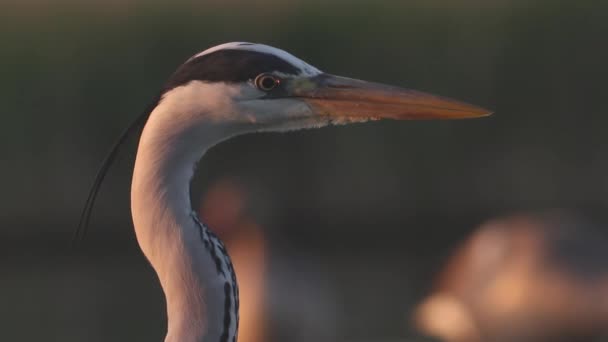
[261,76,276,90]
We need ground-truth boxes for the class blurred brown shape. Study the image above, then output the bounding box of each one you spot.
[200,179,267,342]
[413,213,608,342]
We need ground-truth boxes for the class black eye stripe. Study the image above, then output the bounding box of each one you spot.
[163,49,300,93]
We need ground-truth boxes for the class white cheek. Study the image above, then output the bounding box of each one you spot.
[158,81,324,131]
[239,99,334,132]
[232,83,264,100]
[159,81,258,122]
[238,98,310,119]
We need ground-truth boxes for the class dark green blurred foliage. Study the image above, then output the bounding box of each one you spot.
[1,1,607,341]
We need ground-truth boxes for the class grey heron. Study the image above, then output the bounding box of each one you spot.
[75,42,491,342]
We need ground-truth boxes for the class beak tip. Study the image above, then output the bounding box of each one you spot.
[482,109,494,117]
[464,105,493,119]
[478,109,494,117]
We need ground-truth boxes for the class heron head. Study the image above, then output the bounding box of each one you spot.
[74,42,492,242]
[158,42,491,133]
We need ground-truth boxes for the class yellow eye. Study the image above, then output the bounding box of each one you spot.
[254,74,280,91]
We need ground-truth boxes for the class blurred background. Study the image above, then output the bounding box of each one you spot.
[2,0,608,341]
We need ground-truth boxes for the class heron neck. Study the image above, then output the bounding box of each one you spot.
[131,95,241,342]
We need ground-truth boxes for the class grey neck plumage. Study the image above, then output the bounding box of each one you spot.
[130,86,242,342]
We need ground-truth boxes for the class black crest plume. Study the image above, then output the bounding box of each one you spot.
[72,94,160,244]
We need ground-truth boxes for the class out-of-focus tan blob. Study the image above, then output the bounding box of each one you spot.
[200,179,267,342]
[413,213,608,342]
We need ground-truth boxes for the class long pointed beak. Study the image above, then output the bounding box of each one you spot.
[295,74,492,120]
